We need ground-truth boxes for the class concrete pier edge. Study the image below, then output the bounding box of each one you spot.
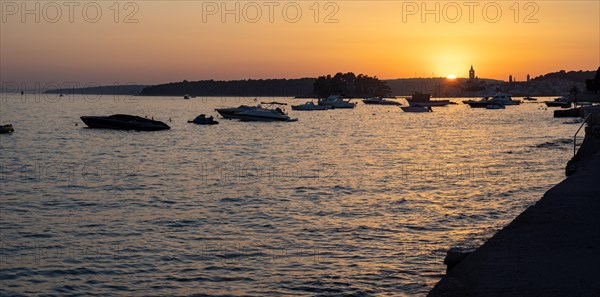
[428,106,600,297]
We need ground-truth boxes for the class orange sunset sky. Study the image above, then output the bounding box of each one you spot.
[1,1,599,85]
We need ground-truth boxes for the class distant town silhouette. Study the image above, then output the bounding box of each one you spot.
[44,68,599,98]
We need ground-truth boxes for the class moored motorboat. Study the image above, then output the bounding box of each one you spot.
[317,95,356,109]
[215,105,260,119]
[217,102,297,122]
[188,114,219,125]
[486,102,505,109]
[291,101,331,110]
[544,96,572,108]
[0,124,14,134]
[406,93,450,107]
[489,93,521,105]
[401,106,432,112]
[362,97,402,106]
[464,97,491,108]
[466,93,520,108]
[523,96,537,101]
[80,114,171,131]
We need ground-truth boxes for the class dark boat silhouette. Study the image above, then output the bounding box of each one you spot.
[80,114,170,131]
[544,97,572,108]
[188,114,219,125]
[0,124,14,134]
[362,97,402,106]
[464,97,491,108]
[406,92,450,107]
[216,102,297,122]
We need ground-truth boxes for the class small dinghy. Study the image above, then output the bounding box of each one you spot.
[0,124,14,134]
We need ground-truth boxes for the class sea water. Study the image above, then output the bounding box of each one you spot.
[0,94,578,295]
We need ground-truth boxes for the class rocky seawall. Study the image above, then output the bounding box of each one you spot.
[428,106,600,297]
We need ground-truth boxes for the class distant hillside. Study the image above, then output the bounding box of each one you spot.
[532,70,596,83]
[139,76,506,98]
[139,79,315,97]
[42,69,597,98]
[45,85,147,95]
[385,78,503,97]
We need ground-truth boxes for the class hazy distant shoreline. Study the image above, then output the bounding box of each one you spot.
[39,70,596,98]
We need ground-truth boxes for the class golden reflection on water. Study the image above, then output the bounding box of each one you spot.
[0,95,576,295]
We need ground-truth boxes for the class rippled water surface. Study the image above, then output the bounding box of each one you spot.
[0,95,579,296]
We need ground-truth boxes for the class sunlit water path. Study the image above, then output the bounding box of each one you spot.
[0,95,578,296]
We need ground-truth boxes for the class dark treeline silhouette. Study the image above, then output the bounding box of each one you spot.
[44,69,597,97]
[313,72,392,98]
[45,85,147,95]
[585,67,600,93]
[139,79,315,97]
[532,70,596,83]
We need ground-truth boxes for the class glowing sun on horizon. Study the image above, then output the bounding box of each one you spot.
[447,74,457,79]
